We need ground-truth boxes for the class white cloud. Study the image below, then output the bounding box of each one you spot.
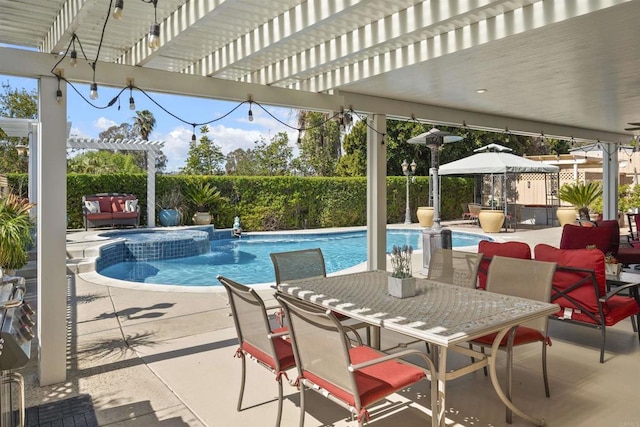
[68,127,90,139]
[158,126,192,172]
[93,117,117,132]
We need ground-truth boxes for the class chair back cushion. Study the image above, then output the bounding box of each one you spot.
[594,220,621,255]
[559,224,613,255]
[534,244,606,314]
[477,240,531,290]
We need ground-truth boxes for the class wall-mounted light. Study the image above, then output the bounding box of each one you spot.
[527,181,531,189]
[16,144,28,156]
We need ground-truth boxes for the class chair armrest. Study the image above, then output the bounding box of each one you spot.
[601,281,640,301]
[268,330,288,339]
[349,348,435,374]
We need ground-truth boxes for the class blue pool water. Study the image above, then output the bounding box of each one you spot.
[98,229,488,286]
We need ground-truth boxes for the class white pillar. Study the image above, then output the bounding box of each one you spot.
[147,151,156,227]
[37,76,68,385]
[366,114,386,271]
[602,142,618,220]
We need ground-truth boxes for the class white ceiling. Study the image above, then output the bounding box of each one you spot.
[0,0,638,141]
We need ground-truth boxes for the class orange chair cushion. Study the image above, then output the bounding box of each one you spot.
[477,241,531,290]
[241,327,295,371]
[302,345,425,408]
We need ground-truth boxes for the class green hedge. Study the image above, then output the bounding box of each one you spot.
[7,173,474,231]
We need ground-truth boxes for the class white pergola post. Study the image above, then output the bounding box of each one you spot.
[37,76,67,385]
[147,151,156,227]
[366,114,386,271]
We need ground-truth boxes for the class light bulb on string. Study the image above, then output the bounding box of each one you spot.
[113,0,124,19]
[191,125,197,142]
[148,24,160,49]
[70,50,78,67]
[128,87,135,110]
[248,103,254,122]
[56,89,62,104]
[89,82,98,100]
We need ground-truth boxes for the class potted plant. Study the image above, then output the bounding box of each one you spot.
[557,182,602,225]
[388,244,416,298]
[157,186,184,227]
[0,194,36,276]
[186,182,223,225]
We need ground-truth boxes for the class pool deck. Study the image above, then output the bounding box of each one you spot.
[18,223,640,426]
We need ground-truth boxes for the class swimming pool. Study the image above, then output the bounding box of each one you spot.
[97,228,489,286]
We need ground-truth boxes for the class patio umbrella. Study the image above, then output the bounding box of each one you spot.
[408,128,463,229]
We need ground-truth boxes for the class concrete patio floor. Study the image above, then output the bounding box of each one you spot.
[17,224,640,426]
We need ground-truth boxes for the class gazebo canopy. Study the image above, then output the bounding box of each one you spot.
[439,149,560,176]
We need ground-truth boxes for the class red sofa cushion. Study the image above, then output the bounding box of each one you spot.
[477,240,531,290]
[559,224,613,255]
[534,244,606,314]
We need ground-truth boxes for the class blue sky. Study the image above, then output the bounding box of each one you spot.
[2,75,299,172]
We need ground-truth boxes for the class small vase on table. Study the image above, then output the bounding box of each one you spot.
[388,245,416,298]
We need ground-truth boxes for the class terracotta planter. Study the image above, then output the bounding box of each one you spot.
[478,210,505,233]
[192,212,212,225]
[416,207,434,227]
[556,206,577,227]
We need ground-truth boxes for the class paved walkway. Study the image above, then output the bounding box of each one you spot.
[16,224,640,426]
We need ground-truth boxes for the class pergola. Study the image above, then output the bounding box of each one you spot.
[0,118,165,227]
[0,1,637,385]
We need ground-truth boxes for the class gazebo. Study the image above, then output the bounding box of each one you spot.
[439,143,560,223]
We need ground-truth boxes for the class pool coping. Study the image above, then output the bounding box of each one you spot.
[67,224,493,293]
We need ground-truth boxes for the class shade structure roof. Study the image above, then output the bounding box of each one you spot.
[0,1,638,143]
[438,151,560,176]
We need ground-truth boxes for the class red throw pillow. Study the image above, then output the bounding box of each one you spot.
[534,243,606,313]
[477,241,531,290]
[559,224,613,255]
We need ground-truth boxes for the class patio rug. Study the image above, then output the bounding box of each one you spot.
[16,394,98,427]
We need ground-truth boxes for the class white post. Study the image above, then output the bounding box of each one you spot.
[366,114,387,271]
[147,150,156,227]
[37,76,67,385]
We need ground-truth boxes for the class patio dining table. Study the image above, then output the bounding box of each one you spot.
[278,270,559,427]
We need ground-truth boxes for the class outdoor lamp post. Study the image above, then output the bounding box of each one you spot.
[401,159,417,224]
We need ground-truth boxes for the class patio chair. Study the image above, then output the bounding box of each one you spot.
[275,292,436,427]
[468,203,482,224]
[217,275,296,427]
[477,240,531,290]
[270,248,371,344]
[534,244,640,363]
[461,202,473,220]
[469,256,557,423]
[428,248,482,288]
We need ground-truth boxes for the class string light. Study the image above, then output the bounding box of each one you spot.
[191,124,197,142]
[504,126,510,143]
[113,0,124,19]
[89,82,99,100]
[128,86,135,110]
[248,101,254,122]
[147,0,160,49]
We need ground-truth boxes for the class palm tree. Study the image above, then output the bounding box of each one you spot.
[132,109,156,169]
[133,110,156,141]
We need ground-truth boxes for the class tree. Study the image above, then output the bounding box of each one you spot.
[130,109,167,172]
[295,110,341,176]
[99,123,134,140]
[335,120,367,176]
[67,150,144,174]
[225,148,258,175]
[0,82,37,174]
[254,132,292,176]
[182,125,224,175]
